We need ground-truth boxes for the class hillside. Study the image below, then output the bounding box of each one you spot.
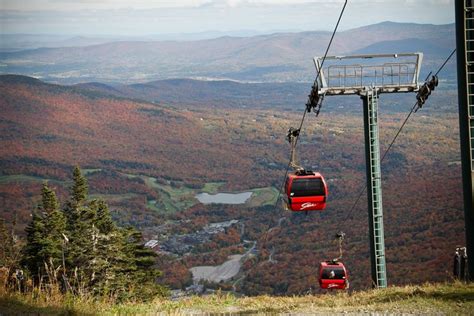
[75,79,310,110]
[1,283,472,315]
[0,75,273,185]
[0,74,464,294]
[74,77,458,113]
[0,22,455,84]
[0,74,285,228]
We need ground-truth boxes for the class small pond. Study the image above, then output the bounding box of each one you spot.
[195,192,252,204]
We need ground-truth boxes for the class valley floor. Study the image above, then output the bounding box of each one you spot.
[0,282,472,315]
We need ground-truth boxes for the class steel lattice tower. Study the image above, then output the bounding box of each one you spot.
[313,53,423,287]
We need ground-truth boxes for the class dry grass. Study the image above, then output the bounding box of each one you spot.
[1,282,473,315]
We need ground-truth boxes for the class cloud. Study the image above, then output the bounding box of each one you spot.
[1,0,217,11]
[0,0,455,36]
[1,0,454,11]
[203,0,343,8]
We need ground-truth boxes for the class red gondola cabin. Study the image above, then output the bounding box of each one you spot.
[284,171,328,212]
[319,261,349,290]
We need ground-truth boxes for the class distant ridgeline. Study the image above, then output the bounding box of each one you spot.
[0,22,456,84]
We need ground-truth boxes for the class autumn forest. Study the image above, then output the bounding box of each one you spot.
[0,68,464,295]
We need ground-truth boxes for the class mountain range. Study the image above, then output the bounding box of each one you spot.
[0,22,456,84]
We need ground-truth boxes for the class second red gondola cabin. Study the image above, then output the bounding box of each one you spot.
[284,171,328,212]
[319,261,348,290]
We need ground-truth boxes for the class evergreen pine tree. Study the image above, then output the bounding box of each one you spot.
[71,166,88,207]
[23,183,67,279]
[65,203,97,284]
[91,199,115,234]
[41,183,60,214]
[64,172,109,290]
[120,227,166,300]
[23,212,46,277]
[43,210,66,269]
[21,167,167,300]
[65,167,95,278]
[88,227,126,296]
[40,182,66,269]
[64,166,89,230]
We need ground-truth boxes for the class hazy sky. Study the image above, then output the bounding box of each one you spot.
[1,0,455,36]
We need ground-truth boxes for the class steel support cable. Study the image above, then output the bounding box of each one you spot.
[314,0,348,87]
[342,101,417,223]
[260,1,348,262]
[434,49,456,77]
[273,0,348,212]
[341,48,457,224]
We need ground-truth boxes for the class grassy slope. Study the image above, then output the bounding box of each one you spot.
[0,283,472,315]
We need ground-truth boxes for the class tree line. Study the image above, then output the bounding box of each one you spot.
[0,166,167,301]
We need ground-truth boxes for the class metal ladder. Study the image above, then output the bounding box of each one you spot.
[364,88,387,288]
[465,1,474,170]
